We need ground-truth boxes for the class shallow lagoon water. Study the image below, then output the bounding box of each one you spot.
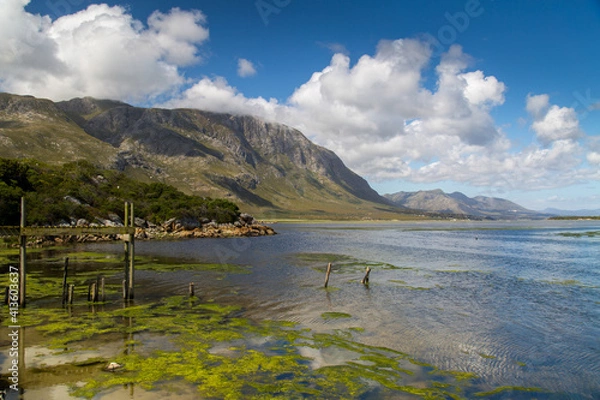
[1,220,599,398]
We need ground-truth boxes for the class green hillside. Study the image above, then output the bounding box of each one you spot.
[0,93,415,220]
[0,158,239,226]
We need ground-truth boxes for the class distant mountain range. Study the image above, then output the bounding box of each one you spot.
[541,208,600,217]
[384,189,547,220]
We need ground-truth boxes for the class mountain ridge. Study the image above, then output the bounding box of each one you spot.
[0,92,405,219]
[385,189,546,219]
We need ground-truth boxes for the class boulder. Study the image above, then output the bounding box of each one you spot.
[134,217,148,228]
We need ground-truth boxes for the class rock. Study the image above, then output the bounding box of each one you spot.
[134,217,147,228]
[95,217,116,227]
[178,218,201,230]
[106,362,123,372]
[76,218,89,227]
[64,195,82,205]
[108,213,123,225]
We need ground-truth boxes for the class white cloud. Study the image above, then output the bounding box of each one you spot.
[526,93,549,118]
[165,40,596,192]
[237,58,257,78]
[586,152,600,165]
[0,1,208,102]
[1,2,595,194]
[527,94,582,145]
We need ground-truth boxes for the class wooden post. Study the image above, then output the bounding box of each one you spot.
[62,257,69,306]
[100,276,105,302]
[89,282,97,303]
[361,267,372,285]
[19,197,26,307]
[123,202,130,300]
[67,284,74,305]
[324,263,332,288]
[127,202,134,300]
[189,282,195,297]
[4,287,9,305]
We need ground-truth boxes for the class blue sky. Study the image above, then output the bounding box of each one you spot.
[2,0,600,210]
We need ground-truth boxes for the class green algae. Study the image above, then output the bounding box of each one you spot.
[558,231,600,238]
[292,252,402,274]
[541,279,598,288]
[474,385,547,397]
[321,312,352,320]
[137,261,251,275]
[3,292,546,400]
[2,248,548,399]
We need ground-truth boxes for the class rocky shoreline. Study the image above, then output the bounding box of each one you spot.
[31,213,276,245]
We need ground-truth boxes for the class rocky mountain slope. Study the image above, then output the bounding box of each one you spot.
[0,93,404,219]
[385,189,545,219]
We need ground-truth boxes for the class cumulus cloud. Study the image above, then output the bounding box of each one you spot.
[1,2,594,193]
[237,58,257,78]
[165,39,594,191]
[0,0,208,101]
[527,94,582,145]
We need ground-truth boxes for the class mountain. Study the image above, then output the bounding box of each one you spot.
[384,189,545,219]
[542,208,600,217]
[0,93,405,219]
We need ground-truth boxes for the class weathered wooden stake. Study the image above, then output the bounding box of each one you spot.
[361,267,372,285]
[89,282,98,303]
[324,263,332,288]
[100,276,105,302]
[67,284,74,305]
[62,257,69,306]
[123,202,135,300]
[189,282,195,297]
[19,197,26,307]
[128,202,135,300]
[122,279,127,300]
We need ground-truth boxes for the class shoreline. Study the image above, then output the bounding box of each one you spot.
[10,222,277,247]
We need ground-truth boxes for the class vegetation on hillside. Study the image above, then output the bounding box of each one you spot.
[0,158,240,226]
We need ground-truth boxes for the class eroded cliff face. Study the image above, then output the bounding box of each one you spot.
[1,93,398,218]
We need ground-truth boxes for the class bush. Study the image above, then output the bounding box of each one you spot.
[0,158,240,226]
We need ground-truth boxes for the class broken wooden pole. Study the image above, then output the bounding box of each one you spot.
[324,263,332,288]
[189,282,195,297]
[89,282,98,303]
[361,267,372,285]
[19,197,26,307]
[122,279,127,300]
[100,276,105,302]
[62,257,69,306]
[67,284,74,305]
[123,201,135,300]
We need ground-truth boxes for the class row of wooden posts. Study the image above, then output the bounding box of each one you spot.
[9,199,136,307]
[324,263,371,288]
[56,256,196,305]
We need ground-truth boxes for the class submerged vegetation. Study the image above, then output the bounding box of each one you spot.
[557,230,600,238]
[0,248,551,399]
[4,292,547,400]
